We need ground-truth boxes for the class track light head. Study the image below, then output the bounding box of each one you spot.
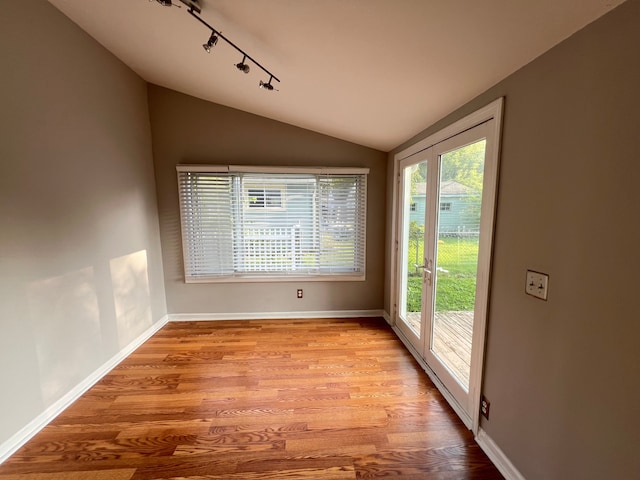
[152,0,179,7]
[202,32,218,53]
[235,56,250,74]
[179,0,201,13]
[259,79,274,91]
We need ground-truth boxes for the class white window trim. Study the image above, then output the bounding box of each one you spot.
[177,165,369,283]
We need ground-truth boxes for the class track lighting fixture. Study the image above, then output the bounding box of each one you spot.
[150,0,280,91]
[202,32,218,53]
[235,55,250,74]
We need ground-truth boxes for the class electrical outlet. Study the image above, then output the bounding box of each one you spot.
[525,270,549,300]
[481,395,490,420]
[296,289,303,299]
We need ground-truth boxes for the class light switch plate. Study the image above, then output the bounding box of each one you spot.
[526,270,549,300]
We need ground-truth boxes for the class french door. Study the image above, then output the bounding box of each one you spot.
[395,117,499,429]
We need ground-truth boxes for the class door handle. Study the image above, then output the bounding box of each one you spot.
[414,263,433,285]
[425,260,434,286]
[414,263,434,285]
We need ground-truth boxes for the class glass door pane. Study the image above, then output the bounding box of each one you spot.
[430,139,486,390]
[398,160,428,347]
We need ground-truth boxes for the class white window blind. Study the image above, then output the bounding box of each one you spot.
[177,166,368,282]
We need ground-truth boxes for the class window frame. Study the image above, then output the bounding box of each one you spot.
[176,165,369,283]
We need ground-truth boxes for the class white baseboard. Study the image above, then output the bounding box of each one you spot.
[0,315,170,465]
[382,310,391,324]
[168,309,386,322]
[476,428,526,480]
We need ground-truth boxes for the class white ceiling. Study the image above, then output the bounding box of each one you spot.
[48,0,625,151]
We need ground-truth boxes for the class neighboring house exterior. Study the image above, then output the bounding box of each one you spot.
[409,180,480,235]
[238,176,362,272]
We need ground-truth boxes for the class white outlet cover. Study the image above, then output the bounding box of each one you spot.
[525,270,549,300]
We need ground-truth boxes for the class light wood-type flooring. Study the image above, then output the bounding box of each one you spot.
[0,318,503,479]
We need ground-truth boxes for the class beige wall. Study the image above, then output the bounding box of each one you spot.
[0,1,166,447]
[148,85,387,315]
[387,1,640,478]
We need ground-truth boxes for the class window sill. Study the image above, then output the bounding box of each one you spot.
[184,273,366,284]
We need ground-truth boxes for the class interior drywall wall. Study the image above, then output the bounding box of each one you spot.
[387,1,640,478]
[0,1,167,447]
[148,85,387,315]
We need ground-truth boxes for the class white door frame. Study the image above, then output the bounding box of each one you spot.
[389,98,504,433]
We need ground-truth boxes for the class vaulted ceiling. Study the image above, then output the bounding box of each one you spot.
[48,0,625,151]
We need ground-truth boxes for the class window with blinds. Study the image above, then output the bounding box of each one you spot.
[177,165,368,282]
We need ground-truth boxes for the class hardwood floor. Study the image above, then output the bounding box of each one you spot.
[0,318,503,479]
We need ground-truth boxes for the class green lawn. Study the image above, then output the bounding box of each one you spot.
[406,237,479,312]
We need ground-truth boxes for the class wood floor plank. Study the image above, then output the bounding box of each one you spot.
[0,470,136,480]
[150,465,357,480]
[0,318,502,479]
